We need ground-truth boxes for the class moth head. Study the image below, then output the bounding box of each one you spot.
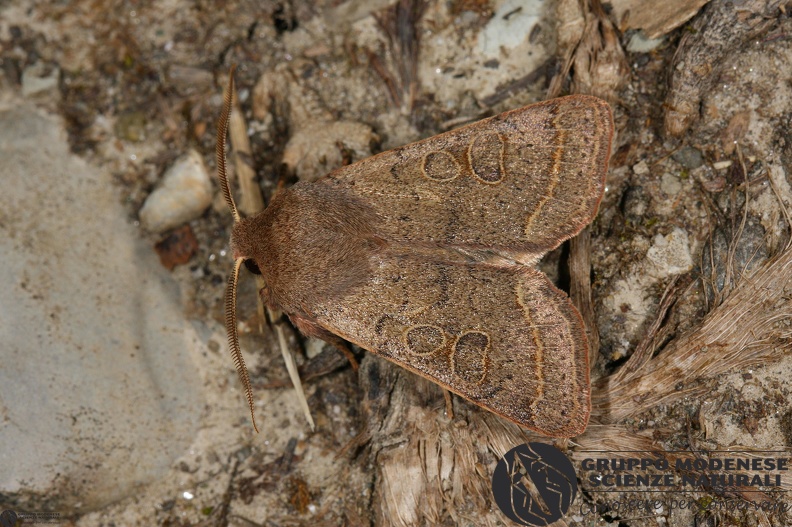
[228,215,265,268]
[216,65,259,433]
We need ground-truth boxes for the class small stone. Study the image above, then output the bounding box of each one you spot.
[632,160,650,175]
[115,111,147,142]
[622,185,648,219]
[671,146,704,169]
[646,228,693,278]
[660,173,681,196]
[702,176,727,192]
[154,225,199,270]
[21,62,60,98]
[305,338,326,359]
[626,31,664,53]
[166,65,213,95]
[139,150,213,233]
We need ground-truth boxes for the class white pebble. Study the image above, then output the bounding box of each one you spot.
[139,150,212,233]
[627,32,665,53]
[22,62,61,98]
[633,160,650,175]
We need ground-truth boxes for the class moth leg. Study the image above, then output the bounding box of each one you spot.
[332,340,360,371]
[289,312,359,371]
[443,389,454,419]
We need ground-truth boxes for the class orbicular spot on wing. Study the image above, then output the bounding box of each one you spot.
[469,132,506,184]
[404,324,447,356]
[452,331,489,384]
[422,151,461,182]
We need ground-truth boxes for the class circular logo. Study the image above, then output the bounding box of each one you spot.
[0,510,18,527]
[492,442,578,526]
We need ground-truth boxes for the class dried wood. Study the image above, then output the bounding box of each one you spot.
[593,245,792,423]
[609,0,710,39]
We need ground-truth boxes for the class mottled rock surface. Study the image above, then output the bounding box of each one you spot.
[0,101,204,513]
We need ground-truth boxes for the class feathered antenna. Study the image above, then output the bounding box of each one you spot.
[217,66,259,433]
[217,65,241,223]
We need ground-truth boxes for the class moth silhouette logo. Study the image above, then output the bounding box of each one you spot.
[0,510,17,527]
[492,443,578,526]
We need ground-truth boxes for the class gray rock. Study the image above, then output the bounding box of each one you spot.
[660,172,682,196]
[0,102,203,513]
[139,149,213,233]
[166,65,214,96]
[671,146,704,169]
[646,228,693,278]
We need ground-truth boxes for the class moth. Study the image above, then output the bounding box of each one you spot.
[217,73,613,438]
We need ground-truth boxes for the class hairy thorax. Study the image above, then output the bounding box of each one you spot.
[230,181,385,317]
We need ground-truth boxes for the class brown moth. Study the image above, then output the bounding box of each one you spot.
[217,72,613,438]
